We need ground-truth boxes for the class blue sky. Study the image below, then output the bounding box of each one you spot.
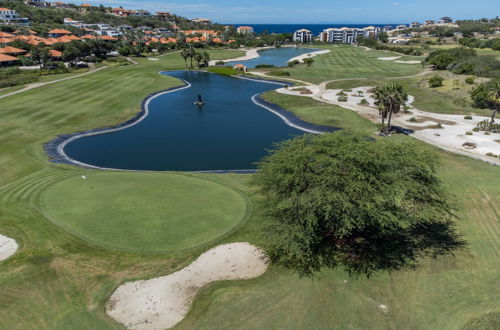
[84,0,500,24]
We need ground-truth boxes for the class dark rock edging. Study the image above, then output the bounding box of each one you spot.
[252,94,339,134]
[44,81,190,168]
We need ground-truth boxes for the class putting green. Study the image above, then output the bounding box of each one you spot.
[40,172,247,252]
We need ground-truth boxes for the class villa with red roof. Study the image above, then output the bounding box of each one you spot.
[237,26,254,34]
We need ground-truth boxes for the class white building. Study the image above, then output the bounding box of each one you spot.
[410,22,421,28]
[293,29,313,43]
[320,26,380,44]
[63,17,83,27]
[0,7,29,25]
[237,26,254,34]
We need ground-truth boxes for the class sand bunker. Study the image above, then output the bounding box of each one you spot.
[394,60,422,64]
[378,56,401,61]
[107,242,268,329]
[0,234,18,261]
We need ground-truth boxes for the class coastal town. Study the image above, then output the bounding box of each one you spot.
[1,0,499,329]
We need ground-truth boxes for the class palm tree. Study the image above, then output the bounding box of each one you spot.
[187,46,196,68]
[194,52,203,68]
[180,49,189,67]
[374,84,409,135]
[201,51,210,67]
[487,80,500,124]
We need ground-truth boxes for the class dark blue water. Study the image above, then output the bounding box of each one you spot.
[229,24,399,35]
[225,47,320,68]
[63,71,304,171]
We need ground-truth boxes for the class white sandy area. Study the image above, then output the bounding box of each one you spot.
[288,49,331,63]
[395,60,422,64]
[147,58,160,61]
[378,56,401,61]
[107,242,268,330]
[276,85,500,164]
[0,234,18,261]
[208,47,273,65]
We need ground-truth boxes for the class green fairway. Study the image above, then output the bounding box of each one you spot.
[0,47,499,330]
[263,91,376,133]
[40,172,247,252]
[282,45,423,84]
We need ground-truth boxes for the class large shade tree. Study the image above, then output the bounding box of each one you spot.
[252,131,464,277]
[374,83,409,135]
[470,78,500,124]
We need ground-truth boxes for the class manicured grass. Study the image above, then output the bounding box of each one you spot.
[0,47,499,330]
[263,91,376,133]
[283,45,423,84]
[40,172,247,252]
[326,71,491,116]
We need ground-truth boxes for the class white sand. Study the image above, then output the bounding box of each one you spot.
[147,58,160,61]
[0,234,18,261]
[394,60,422,64]
[288,49,331,64]
[107,242,268,330]
[208,47,272,65]
[378,56,401,61]
[276,85,500,164]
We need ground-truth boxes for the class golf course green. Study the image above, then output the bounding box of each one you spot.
[40,172,248,252]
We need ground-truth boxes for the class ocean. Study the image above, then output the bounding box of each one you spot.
[228,24,402,35]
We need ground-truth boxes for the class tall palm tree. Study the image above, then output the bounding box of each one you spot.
[201,51,210,67]
[187,46,196,68]
[180,48,189,67]
[487,79,500,124]
[374,84,409,135]
[194,52,203,68]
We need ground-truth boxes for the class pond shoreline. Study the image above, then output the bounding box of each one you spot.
[44,71,338,172]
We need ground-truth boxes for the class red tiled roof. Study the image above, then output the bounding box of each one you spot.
[100,35,117,41]
[0,53,18,62]
[49,49,62,57]
[0,31,14,38]
[49,29,72,34]
[0,46,27,54]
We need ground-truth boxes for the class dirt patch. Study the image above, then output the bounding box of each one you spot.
[413,116,457,125]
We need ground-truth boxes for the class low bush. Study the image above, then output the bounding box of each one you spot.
[465,131,473,135]
[359,98,369,105]
[270,70,291,76]
[429,76,445,88]
[408,117,418,122]
[337,95,348,102]
[465,76,475,84]
[255,64,275,68]
[215,60,225,65]
[464,115,473,120]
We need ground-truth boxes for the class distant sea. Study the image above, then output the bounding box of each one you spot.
[229,24,402,35]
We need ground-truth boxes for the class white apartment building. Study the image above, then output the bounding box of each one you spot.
[237,26,254,34]
[0,7,29,25]
[293,29,313,43]
[320,26,381,44]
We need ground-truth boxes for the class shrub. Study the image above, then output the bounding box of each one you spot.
[82,56,102,63]
[287,61,295,67]
[359,98,369,105]
[337,95,348,102]
[465,131,473,135]
[408,117,418,122]
[270,70,291,76]
[464,115,473,120]
[215,60,224,65]
[429,76,445,88]
[475,119,500,133]
[465,76,475,84]
[462,142,476,148]
[255,64,275,68]
[485,152,498,158]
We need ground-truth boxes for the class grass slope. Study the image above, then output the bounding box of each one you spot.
[284,45,423,84]
[0,48,498,330]
[40,172,247,252]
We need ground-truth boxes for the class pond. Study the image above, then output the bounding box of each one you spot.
[225,47,320,68]
[62,70,318,172]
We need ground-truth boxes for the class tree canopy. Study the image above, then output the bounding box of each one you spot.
[252,131,464,277]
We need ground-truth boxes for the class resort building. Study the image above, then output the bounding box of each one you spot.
[293,29,313,43]
[63,17,83,27]
[133,10,151,17]
[0,53,18,66]
[425,20,435,26]
[191,18,211,24]
[0,8,29,25]
[440,16,453,24]
[111,8,134,17]
[237,26,254,34]
[320,26,381,44]
[156,12,173,21]
[410,22,421,28]
[48,29,72,38]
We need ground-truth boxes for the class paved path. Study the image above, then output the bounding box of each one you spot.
[0,66,108,100]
